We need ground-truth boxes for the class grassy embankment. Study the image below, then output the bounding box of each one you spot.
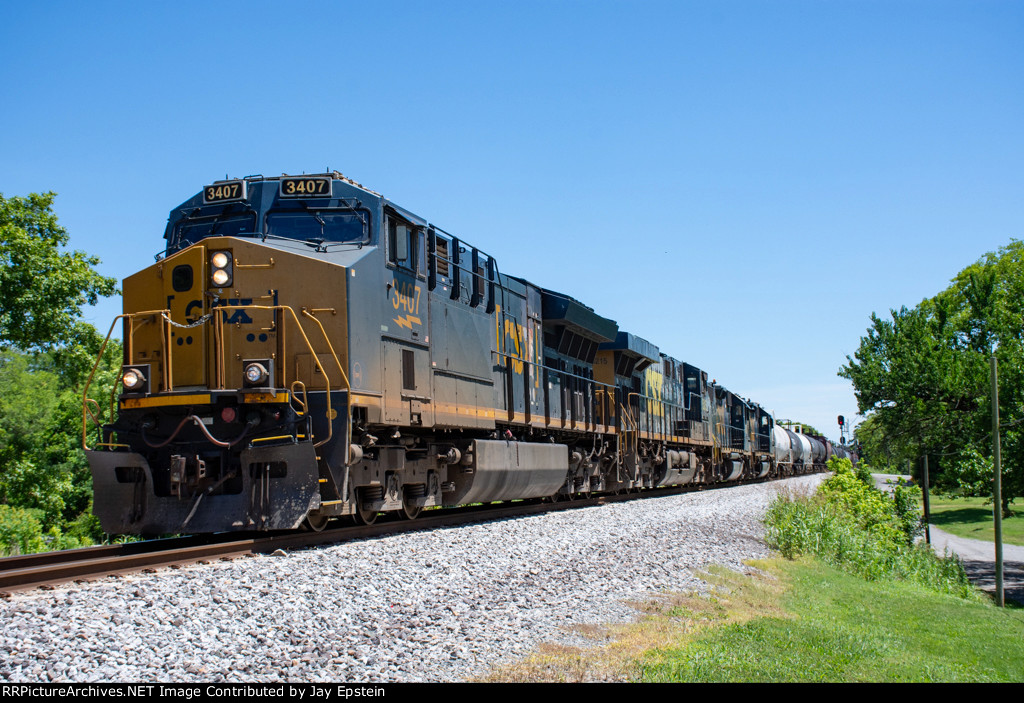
[637,558,1023,682]
[482,460,1024,682]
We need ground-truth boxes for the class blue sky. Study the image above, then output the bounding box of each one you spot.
[2,1,1022,441]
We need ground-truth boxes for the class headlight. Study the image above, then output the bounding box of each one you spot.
[242,359,274,388]
[123,369,144,389]
[121,365,150,393]
[244,362,269,385]
[209,250,233,288]
[211,268,231,286]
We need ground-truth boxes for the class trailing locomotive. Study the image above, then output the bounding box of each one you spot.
[83,172,849,534]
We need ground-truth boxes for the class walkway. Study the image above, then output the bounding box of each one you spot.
[872,473,1023,605]
[927,525,1024,606]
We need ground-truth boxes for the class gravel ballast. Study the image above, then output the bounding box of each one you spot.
[0,474,825,682]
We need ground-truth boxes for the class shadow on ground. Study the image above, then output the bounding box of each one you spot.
[929,508,999,535]
[958,558,1024,607]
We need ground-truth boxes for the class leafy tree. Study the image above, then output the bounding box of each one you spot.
[852,415,904,471]
[779,421,824,436]
[0,192,117,352]
[798,422,823,437]
[841,240,1024,516]
[0,192,120,548]
[0,344,121,533]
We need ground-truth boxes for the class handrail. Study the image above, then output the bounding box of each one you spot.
[619,399,639,458]
[494,351,617,432]
[82,303,350,455]
[301,307,353,454]
[83,398,103,428]
[290,380,308,416]
[212,304,347,449]
[81,310,169,450]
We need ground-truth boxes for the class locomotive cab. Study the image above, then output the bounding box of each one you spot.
[85,175,367,533]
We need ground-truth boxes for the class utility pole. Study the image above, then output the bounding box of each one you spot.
[921,454,931,545]
[991,354,1004,608]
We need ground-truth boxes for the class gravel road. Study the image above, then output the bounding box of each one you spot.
[0,474,825,683]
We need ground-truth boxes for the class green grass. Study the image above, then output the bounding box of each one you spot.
[638,558,1024,683]
[486,461,1022,683]
[926,494,1024,546]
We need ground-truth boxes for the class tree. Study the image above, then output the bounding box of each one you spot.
[0,192,120,549]
[777,420,824,436]
[0,192,117,352]
[854,414,912,471]
[797,422,823,437]
[840,240,1024,516]
[0,352,67,521]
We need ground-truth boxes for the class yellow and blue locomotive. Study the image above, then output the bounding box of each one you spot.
[84,172,819,535]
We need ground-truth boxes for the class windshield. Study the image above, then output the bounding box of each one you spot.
[265,210,368,244]
[172,213,257,250]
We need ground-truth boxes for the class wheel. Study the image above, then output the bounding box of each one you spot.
[303,513,330,532]
[400,491,423,520]
[354,503,378,525]
[352,486,382,525]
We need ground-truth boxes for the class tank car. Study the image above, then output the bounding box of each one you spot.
[771,422,852,475]
[83,172,827,535]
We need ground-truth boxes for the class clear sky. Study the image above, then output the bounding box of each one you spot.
[2,1,1022,442]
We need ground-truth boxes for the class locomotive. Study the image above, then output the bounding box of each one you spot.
[83,172,847,535]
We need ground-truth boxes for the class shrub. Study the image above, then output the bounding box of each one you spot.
[854,459,875,486]
[765,458,974,598]
[0,503,94,556]
[0,504,46,555]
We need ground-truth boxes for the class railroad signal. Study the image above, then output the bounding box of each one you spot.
[837,415,845,427]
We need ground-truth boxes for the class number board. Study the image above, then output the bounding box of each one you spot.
[203,180,247,204]
[280,176,332,198]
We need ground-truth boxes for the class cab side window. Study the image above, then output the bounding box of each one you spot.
[387,217,422,275]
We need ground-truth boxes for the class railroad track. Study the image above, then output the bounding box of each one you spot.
[0,489,651,594]
[0,474,812,595]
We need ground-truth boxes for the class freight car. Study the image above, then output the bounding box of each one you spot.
[82,172,844,535]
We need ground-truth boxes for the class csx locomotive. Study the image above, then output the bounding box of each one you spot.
[83,172,846,534]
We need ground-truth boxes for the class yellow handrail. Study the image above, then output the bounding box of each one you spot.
[301,308,353,454]
[82,303,351,455]
[290,380,308,416]
[211,303,347,449]
[81,310,169,450]
[619,399,639,457]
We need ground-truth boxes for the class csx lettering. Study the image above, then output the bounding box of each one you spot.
[212,298,254,324]
[493,306,525,375]
[645,369,664,417]
[184,299,204,323]
[504,319,524,374]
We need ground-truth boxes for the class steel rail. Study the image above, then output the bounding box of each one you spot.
[0,474,814,595]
